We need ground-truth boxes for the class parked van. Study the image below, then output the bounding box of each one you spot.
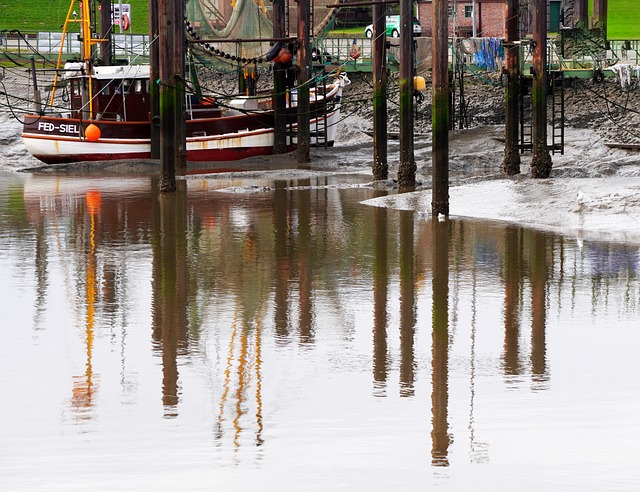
[364,15,422,38]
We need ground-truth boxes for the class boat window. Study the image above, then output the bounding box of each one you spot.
[100,81,110,96]
[134,80,143,93]
[122,79,131,94]
[72,80,80,97]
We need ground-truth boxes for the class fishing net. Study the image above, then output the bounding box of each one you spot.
[186,0,273,62]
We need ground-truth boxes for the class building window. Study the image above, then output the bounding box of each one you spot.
[464,5,473,18]
[447,5,457,17]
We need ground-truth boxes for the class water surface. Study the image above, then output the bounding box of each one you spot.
[1,171,639,491]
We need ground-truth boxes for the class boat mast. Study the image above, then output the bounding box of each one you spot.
[49,0,107,119]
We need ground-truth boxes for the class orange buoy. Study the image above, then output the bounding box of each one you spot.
[274,47,292,64]
[85,123,101,142]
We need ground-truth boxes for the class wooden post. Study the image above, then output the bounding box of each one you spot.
[530,0,552,178]
[272,0,287,154]
[575,0,588,27]
[593,0,607,36]
[432,0,449,215]
[158,0,186,192]
[397,0,415,187]
[297,0,311,164]
[502,0,521,175]
[98,0,112,65]
[372,2,388,180]
[172,0,186,177]
[149,0,160,158]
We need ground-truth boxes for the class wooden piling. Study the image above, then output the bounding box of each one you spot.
[530,0,552,179]
[372,2,388,180]
[431,0,449,215]
[297,0,311,164]
[158,0,186,192]
[575,0,588,27]
[98,0,112,65]
[593,0,608,35]
[502,0,521,175]
[397,0,415,187]
[149,0,160,159]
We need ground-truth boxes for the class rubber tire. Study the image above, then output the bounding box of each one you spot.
[365,28,373,38]
[391,29,399,38]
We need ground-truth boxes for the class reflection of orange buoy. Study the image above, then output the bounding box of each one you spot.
[85,123,101,142]
[86,190,102,215]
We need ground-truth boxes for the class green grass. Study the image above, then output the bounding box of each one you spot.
[2,0,638,40]
[327,26,366,38]
[0,0,149,34]
[589,0,640,40]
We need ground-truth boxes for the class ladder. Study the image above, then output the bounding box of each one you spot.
[550,70,565,155]
[519,77,532,152]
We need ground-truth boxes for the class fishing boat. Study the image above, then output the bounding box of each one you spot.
[21,0,349,168]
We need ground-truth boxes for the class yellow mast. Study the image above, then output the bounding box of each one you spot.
[48,0,108,118]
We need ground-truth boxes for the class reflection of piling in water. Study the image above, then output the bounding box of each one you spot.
[503,226,522,376]
[399,211,416,397]
[431,220,450,467]
[151,181,189,417]
[373,202,388,396]
[531,231,549,387]
[273,182,291,341]
[298,182,314,343]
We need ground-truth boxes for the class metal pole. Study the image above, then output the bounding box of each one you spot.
[297,0,311,164]
[502,0,521,175]
[530,0,552,178]
[397,0,415,187]
[372,0,388,180]
[432,0,449,216]
[29,57,42,114]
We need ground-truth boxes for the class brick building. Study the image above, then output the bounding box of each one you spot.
[417,0,576,38]
[417,0,507,38]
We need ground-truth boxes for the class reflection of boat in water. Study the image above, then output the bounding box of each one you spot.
[21,0,349,167]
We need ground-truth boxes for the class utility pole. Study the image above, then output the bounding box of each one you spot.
[397,0,415,187]
[297,0,311,164]
[272,0,287,154]
[149,0,160,158]
[372,0,388,180]
[432,0,449,215]
[158,0,186,192]
[502,0,520,175]
[530,0,552,178]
